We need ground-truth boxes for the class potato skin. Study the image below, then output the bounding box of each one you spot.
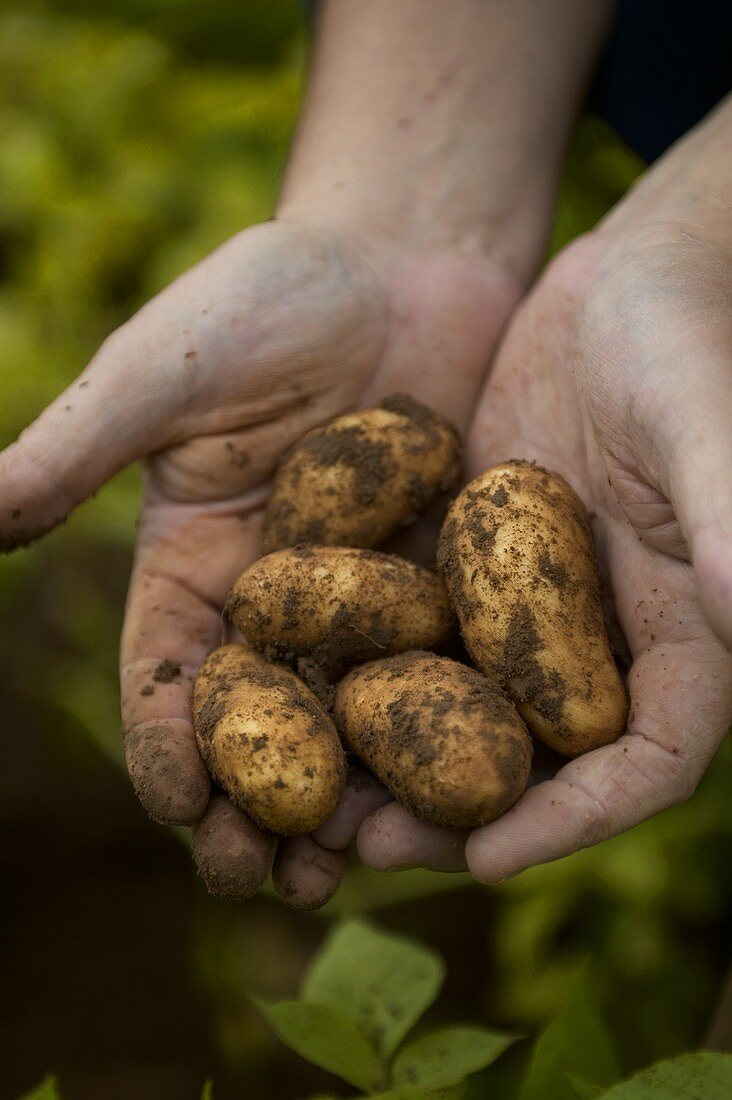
[437,461,628,756]
[334,651,532,829]
[226,546,454,674]
[193,645,346,836]
[261,394,461,552]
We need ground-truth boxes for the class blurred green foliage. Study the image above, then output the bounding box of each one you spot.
[247,922,732,1099]
[24,922,732,1099]
[17,1078,62,1100]
[0,3,730,1098]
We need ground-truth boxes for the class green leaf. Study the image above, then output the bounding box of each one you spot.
[568,1074,604,1099]
[301,919,445,1059]
[370,1087,466,1100]
[393,1025,519,1090]
[518,971,620,1100]
[596,1053,732,1099]
[200,1083,213,1100]
[254,998,382,1092]
[17,1079,62,1100]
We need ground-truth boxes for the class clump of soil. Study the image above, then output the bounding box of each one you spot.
[153,660,182,683]
[537,550,568,590]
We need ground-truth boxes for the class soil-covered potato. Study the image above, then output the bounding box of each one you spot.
[438,460,628,757]
[334,651,533,829]
[226,546,454,676]
[193,644,346,836]
[261,394,462,552]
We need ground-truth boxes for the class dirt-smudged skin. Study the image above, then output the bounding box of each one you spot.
[192,794,277,901]
[193,645,346,836]
[226,545,454,677]
[261,394,462,552]
[437,461,628,756]
[334,651,533,829]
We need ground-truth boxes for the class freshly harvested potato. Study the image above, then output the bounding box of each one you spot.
[437,461,628,756]
[261,394,461,552]
[334,651,532,829]
[193,644,346,836]
[226,546,454,675]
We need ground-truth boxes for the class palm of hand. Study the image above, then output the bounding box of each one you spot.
[358,237,732,882]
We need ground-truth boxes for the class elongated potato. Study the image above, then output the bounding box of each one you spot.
[437,461,628,756]
[193,645,346,835]
[334,651,532,829]
[226,546,454,674]
[261,394,461,552]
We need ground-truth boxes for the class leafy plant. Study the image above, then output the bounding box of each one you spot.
[518,969,620,1100]
[17,1077,215,1099]
[250,919,732,1100]
[594,1053,732,1099]
[255,919,518,1098]
[14,922,732,1099]
[16,1079,62,1100]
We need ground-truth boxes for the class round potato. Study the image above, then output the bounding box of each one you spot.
[193,644,346,836]
[438,461,628,756]
[334,651,532,829]
[261,394,461,552]
[226,546,454,675]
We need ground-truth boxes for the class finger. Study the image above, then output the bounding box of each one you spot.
[192,793,277,900]
[466,633,732,882]
[357,803,469,873]
[121,507,262,824]
[272,836,348,911]
[0,313,188,553]
[123,716,210,827]
[121,572,214,826]
[311,765,392,851]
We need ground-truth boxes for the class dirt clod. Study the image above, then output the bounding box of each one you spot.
[153,660,182,683]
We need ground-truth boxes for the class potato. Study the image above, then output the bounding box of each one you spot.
[261,394,461,552]
[226,546,454,676]
[193,644,346,836]
[437,461,628,756]
[334,651,532,829]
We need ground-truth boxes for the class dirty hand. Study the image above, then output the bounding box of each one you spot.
[0,217,514,905]
[358,97,732,880]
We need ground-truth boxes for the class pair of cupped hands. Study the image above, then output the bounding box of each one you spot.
[3,154,732,910]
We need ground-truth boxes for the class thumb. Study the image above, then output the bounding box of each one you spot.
[666,343,732,650]
[0,289,203,552]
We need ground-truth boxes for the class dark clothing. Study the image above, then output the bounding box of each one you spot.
[593,0,732,161]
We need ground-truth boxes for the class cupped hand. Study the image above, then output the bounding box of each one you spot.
[359,224,732,881]
[0,217,520,905]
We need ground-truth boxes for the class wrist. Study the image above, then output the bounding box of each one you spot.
[276,158,556,289]
[277,0,613,286]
